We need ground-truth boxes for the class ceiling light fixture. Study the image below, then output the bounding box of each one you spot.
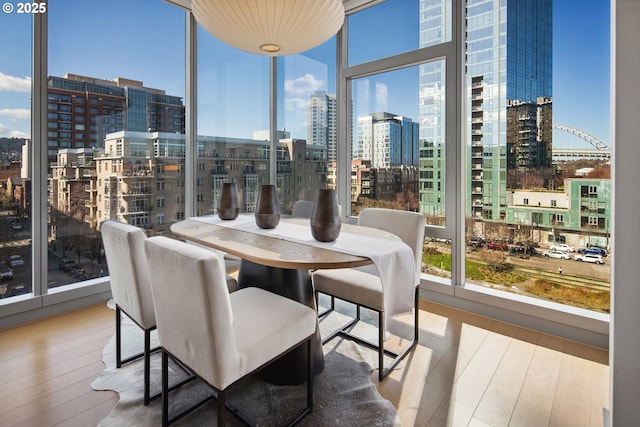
[191,0,345,56]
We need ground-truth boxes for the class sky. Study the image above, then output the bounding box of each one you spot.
[0,0,611,148]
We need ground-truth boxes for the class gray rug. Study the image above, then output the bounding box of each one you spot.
[92,301,401,426]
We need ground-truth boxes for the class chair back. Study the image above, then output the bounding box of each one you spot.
[292,200,315,218]
[144,236,240,388]
[100,220,155,329]
[292,200,342,218]
[358,208,426,280]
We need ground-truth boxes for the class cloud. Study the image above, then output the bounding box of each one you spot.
[0,72,31,92]
[284,97,307,112]
[0,123,30,139]
[284,73,325,97]
[375,82,388,111]
[0,108,30,120]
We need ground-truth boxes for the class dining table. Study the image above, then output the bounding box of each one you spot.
[170,213,417,385]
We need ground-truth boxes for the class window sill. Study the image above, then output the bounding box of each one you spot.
[419,278,609,349]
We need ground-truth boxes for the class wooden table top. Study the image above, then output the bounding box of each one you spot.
[170,216,377,270]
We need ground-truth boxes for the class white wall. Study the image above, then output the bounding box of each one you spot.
[610,0,640,425]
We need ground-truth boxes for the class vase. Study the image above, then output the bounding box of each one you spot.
[217,182,239,220]
[310,189,341,242]
[255,184,280,229]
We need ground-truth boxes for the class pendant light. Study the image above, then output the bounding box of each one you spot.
[191,0,345,56]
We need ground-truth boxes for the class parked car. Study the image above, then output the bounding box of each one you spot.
[574,253,605,264]
[8,284,28,296]
[0,265,14,280]
[58,257,79,271]
[468,236,486,247]
[510,244,537,256]
[543,250,571,260]
[550,243,575,252]
[9,255,24,267]
[487,240,508,251]
[578,247,607,257]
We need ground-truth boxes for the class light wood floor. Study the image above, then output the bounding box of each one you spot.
[0,300,608,427]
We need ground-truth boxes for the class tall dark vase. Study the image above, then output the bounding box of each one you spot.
[310,189,341,242]
[255,184,280,229]
[217,182,239,220]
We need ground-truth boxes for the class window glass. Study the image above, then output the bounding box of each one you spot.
[348,0,451,66]
[277,42,336,214]
[48,0,185,286]
[463,0,611,313]
[0,10,32,299]
[197,28,269,217]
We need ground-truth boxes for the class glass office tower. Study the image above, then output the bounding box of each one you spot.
[419,0,552,220]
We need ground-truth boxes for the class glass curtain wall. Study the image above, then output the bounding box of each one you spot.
[47,0,185,287]
[0,10,32,299]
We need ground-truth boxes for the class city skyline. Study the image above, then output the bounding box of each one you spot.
[0,0,610,149]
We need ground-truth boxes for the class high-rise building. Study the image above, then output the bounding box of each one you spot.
[356,112,419,169]
[46,73,185,164]
[419,0,553,220]
[307,91,337,162]
[91,131,327,233]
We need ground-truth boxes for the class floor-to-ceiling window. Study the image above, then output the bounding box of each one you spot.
[0,7,33,300]
[196,28,269,216]
[460,0,610,314]
[276,41,337,212]
[47,0,185,287]
[344,0,610,317]
[344,0,457,287]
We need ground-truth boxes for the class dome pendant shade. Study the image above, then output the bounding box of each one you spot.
[191,0,345,56]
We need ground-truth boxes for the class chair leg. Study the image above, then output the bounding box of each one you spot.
[307,339,313,413]
[316,290,335,318]
[115,306,122,368]
[322,288,421,381]
[162,350,169,427]
[378,310,385,382]
[217,389,226,427]
[379,286,420,381]
[144,328,151,405]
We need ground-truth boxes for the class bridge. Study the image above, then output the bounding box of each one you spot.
[552,125,611,160]
[552,148,611,159]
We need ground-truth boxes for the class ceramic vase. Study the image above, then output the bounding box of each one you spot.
[255,184,280,229]
[217,182,239,220]
[310,188,341,242]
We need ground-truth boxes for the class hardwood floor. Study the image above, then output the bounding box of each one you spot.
[0,300,608,427]
[377,300,609,427]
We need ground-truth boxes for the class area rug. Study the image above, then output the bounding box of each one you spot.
[92,301,401,426]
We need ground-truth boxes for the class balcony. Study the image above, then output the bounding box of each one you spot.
[0,299,608,426]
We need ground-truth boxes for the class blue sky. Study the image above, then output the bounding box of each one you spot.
[0,0,610,148]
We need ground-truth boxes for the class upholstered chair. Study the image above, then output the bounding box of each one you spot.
[144,236,317,426]
[312,208,426,381]
[100,220,158,405]
[292,200,315,218]
[292,199,342,218]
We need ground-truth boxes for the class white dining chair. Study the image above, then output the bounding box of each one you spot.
[100,220,159,405]
[292,199,342,218]
[312,208,425,381]
[144,236,317,426]
[292,200,315,218]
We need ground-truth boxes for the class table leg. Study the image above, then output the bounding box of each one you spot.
[237,259,325,385]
